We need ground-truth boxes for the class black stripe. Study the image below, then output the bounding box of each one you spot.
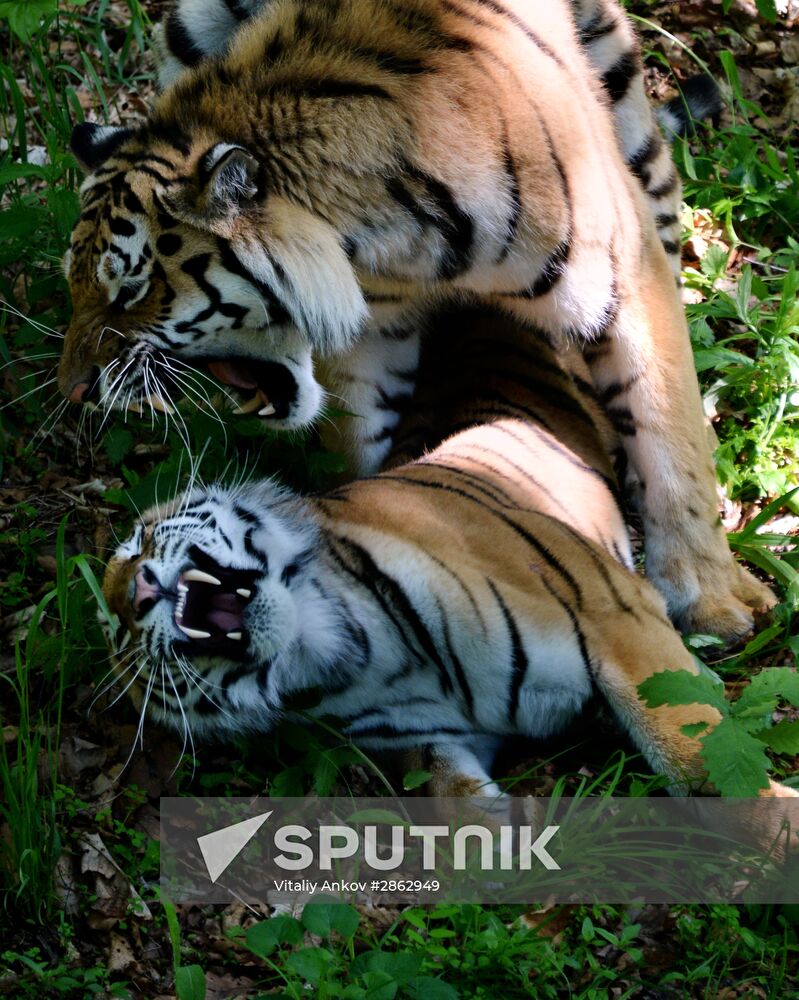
[579,17,618,44]
[601,51,640,103]
[655,212,679,229]
[511,237,572,298]
[661,239,680,255]
[289,80,392,100]
[496,117,521,264]
[436,597,475,718]
[539,575,596,681]
[108,215,138,236]
[471,0,564,68]
[607,406,637,437]
[486,579,527,725]
[329,536,454,694]
[405,163,475,280]
[371,473,584,605]
[222,0,252,21]
[598,376,639,406]
[215,237,292,325]
[627,133,662,185]
[648,172,679,200]
[165,11,205,67]
[351,45,429,75]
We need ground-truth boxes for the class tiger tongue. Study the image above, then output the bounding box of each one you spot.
[207,360,258,390]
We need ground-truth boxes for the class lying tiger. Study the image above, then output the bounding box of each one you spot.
[102,304,797,809]
[58,0,772,646]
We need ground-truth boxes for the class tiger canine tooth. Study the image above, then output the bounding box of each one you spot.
[177,583,188,593]
[232,395,262,415]
[177,623,212,640]
[183,568,222,586]
[126,401,143,414]
[226,632,243,641]
[148,393,175,415]
[259,402,276,416]
[236,588,252,599]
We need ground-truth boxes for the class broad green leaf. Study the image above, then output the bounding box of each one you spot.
[359,971,398,1000]
[736,668,799,711]
[103,426,135,465]
[0,0,56,41]
[406,978,459,1000]
[681,722,712,739]
[757,720,799,755]
[700,719,771,796]
[403,769,433,791]
[638,670,728,714]
[286,947,334,985]
[244,915,303,958]
[755,0,778,21]
[353,951,423,984]
[302,902,359,939]
[175,965,206,1000]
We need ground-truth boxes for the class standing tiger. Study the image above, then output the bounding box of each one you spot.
[57,0,772,644]
[102,303,797,814]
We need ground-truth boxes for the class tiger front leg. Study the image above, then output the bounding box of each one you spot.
[592,593,798,857]
[587,241,775,645]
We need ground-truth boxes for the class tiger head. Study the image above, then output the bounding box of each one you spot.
[59,122,368,427]
[102,481,336,738]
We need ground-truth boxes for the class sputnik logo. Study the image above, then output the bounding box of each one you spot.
[197,811,272,883]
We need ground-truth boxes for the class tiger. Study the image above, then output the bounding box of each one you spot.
[56,0,772,645]
[102,302,798,820]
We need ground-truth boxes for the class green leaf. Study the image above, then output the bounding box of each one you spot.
[286,947,334,985]
[402,769,432,791]
[175,965,206,1000]
[736,669,799,711]
[0,0,56,41]
[638,670,728,714]
[302,902,359,939]
[359,972,398,1000]
[681,722,712,739]
[757,720,799,755]
[700,719,771,796]
[103,426,135,465]
[406,978,459,1000]
[244,915,303,958]
[755,0,778,21]
[353,951,423,984]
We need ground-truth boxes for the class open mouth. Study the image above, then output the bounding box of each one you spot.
[172,546,261,661]
[203,358,299,420]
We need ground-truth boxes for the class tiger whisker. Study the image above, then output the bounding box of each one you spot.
[90,647,145,712]
[119,660,157,774]
[1,375,58,409]
[158,355,241,409]
[160,368,229,449]
[0,352,60,371]
[26,397,73,452]
[164,660,197,779]
[0,301,65,339]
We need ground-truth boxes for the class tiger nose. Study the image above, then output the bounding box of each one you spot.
[67,367,101,404]
[133,569,162,611]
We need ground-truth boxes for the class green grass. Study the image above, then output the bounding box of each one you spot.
[1,1,798,997]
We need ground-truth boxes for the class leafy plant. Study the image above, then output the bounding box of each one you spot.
[638,666,799,795]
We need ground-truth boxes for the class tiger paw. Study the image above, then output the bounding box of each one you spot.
[650,555,777,647]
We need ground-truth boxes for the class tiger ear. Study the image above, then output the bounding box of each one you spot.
[197,143,262,213]
[70,123,134,172]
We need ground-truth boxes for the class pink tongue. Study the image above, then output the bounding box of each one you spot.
[212,592,242,613]
[208,610,242,632]
[207,361,258,390]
